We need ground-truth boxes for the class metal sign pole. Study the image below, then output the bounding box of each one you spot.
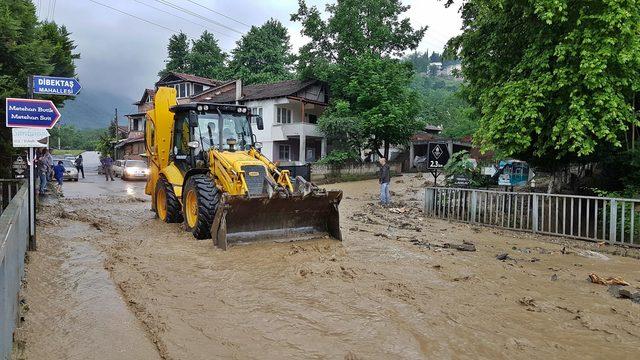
[27,75,37,251]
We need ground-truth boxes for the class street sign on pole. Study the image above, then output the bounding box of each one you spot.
[5,98,61,129]
[12,128,50,147]
[426,142,450,170]
[12,155,29,179]
[32,75,81,96]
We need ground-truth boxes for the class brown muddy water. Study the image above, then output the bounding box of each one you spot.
[12,175,640,359]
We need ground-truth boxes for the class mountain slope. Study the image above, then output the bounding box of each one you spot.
[57,89,137,129]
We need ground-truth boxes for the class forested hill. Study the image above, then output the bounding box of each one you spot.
[57,89,136,129]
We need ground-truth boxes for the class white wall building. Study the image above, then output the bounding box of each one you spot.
[193,79,329,164]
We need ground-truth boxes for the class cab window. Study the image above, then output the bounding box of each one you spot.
[173,114,191,156]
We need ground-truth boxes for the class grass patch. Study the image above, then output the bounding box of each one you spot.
[51,149,84,156]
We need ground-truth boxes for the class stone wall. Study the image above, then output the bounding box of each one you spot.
[311,162,402,183]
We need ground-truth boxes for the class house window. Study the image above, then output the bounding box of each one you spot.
[175,83,188,98]
[278,144,291,161]
[307,114,318,124]
[193,84,203,95]
[250,107,263,123]
[277,107,292,124]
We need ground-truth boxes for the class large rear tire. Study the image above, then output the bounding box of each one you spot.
[183,174,219,239]
[155,177,182,223]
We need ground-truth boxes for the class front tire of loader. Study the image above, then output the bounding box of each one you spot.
[156,177,182,223]
[183,174,219,240]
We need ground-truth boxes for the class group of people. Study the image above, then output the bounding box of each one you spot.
[34,148,85,196]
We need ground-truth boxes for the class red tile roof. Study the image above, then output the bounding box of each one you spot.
[157,72,222,87]
[193,79,322,103]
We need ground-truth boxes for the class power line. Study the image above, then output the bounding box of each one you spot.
[50,0,57,21]
[130,0,233,38]
[151,0,242,36]
[87,0,179,33]
[184,0,251,28]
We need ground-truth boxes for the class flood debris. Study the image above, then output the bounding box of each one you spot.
[608,286,640,303]
[443,242,477,252]
[589,273,630,286]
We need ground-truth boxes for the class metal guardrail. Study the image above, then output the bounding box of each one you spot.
[0,182,28,359]
[0,180,22,216]
[424,187,640,247]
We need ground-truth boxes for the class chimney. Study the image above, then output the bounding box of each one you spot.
[235,79,242,105]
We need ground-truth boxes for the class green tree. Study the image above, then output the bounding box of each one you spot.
[187,30,227,80]
[404,51,431,73]
[0,0,78,175]
[228,19,293,84]
[446,0,640,170]
[158,32,189,77]
[411,75,476,139]
[292,0,427,158]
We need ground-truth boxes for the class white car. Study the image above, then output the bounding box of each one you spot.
[119,160,150,181]
[62,160,79,181]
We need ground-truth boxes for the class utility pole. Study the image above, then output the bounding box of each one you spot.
[113,108,118,158]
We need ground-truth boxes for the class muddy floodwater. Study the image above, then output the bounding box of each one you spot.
[12,174,640,359]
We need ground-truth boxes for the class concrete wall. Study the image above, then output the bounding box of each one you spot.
[0,185,28,359]
[311,162,402,182]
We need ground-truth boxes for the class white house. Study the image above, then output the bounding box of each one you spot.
[192,79,329,164]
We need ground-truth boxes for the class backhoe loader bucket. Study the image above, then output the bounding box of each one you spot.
[212,191,343,250]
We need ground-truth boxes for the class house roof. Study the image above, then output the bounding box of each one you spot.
[156,72,222,87]
[114,133,144,148]
[193,79,322,103]
[134,88,155,105]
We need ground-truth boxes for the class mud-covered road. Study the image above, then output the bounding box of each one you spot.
[13,174,640,359]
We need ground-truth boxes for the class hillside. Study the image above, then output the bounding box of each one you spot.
[57,89,137,129]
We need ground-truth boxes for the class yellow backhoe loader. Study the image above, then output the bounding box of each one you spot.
[144,87,342,249]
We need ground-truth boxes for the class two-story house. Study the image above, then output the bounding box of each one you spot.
[192,79,329,164]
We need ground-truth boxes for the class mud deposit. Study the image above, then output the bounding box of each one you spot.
[14,176,640,359]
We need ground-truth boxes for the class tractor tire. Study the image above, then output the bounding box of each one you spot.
[155,177,182,223]
[183,174,219,240]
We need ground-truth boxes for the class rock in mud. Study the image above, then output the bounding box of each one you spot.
[550,274,558,281]
[496,253,510,261]
[444,243,477,252]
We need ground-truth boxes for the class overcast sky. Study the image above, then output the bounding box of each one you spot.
[37,0,462,101]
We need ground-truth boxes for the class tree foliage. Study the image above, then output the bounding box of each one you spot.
[158,32,190,77]
[292,0,427,158]
[228,19,293,85]
[0,0,78,174]
[411,75,476,139]
[187,31,227,80]
[446,0,640,169]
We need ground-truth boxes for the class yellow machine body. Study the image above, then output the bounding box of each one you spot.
[145,87,342,249]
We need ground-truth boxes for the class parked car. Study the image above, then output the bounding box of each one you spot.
[120,160,149,180]
[112,160,125,178]
[62,160,79,181]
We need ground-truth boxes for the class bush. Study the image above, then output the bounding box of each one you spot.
[317,150,360,166]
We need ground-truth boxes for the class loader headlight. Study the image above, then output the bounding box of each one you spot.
[188,141,200,149]
[197,105,203,111]
[254,142,263,149]
[203,105,209,111]
[237,108,242,113]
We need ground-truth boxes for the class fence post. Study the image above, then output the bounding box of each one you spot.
[424,188,434,215]
[609,200,617,244]
[532,194,539,233]
[470,190,477,223]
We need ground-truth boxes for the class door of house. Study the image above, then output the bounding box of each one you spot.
[305,148,315,162]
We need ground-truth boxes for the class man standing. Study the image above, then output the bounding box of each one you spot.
[74,154,84,179]
[379,157,391,206]
[102,154,115,181]
[37,148,52,195]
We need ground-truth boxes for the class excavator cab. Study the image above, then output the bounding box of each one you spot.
[145,87,342,249]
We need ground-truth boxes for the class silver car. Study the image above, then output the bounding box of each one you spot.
[62,160,79,181]
[120,160,149,181]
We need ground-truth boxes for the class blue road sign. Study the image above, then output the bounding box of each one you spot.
[32,75,81,96]
[5,98,61,129]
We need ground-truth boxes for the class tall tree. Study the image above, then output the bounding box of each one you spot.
[292,0,427,158]
[228,19,293,84]
[446,0,640,170]
[187,30,227,80]
[158,32,189,77]
[405,51,431,73]
[0,0,78,175]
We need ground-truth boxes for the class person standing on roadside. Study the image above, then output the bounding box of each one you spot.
[53,160,65,195]
[74,154,84,179]
[37,148,52,195]
[379,157,391,206]
[102,154,115,181]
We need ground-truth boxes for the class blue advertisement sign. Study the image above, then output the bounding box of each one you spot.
[5,98,61,129]
[32,75,81,96]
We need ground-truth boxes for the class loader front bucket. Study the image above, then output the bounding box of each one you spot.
[211,191,343,250]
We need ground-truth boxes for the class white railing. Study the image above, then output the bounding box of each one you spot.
[424,187,640,247]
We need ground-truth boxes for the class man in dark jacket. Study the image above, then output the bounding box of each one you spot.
[379,157,391,206]
[101,154,115,181]
[74,154,84,179]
